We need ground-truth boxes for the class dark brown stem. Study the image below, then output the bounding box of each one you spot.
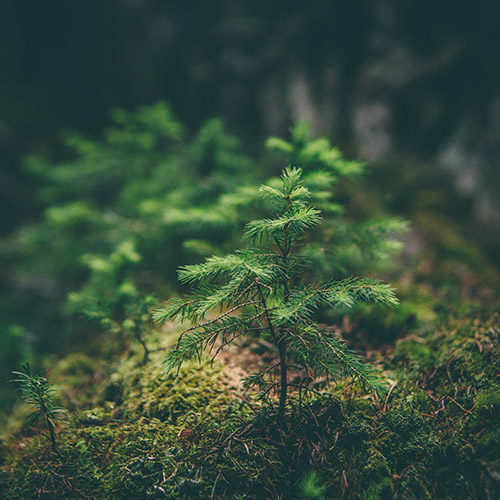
[255,282,278,343]
[278,342,287,423]
[134,326,149,366]
[256,281,288,427]
[276,194,292,426]
[43,410,62,457]
[46,416,57,449]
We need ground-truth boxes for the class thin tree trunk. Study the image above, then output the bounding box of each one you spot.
[255,282,288,427]
[278,343,288,425]
[134,326,149,365]
[45,415,63,457]
[278,203,291,427]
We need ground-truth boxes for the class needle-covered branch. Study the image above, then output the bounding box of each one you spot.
[272,277,399,324]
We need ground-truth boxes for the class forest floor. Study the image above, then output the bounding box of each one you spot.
[1,298,498,498]
[1,227,499,499]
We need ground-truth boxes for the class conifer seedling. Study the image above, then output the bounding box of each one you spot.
[154,167,399,425]
[11,364,65,455]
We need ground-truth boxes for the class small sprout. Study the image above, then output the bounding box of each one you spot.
[299,471,327,499]
[11,364,65,456]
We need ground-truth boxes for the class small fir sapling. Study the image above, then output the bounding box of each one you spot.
[154,167,399,425]
[119,295,158,365]
[11,364,65,455]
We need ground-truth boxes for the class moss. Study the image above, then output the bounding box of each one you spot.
[1,309,499,499]
[474,391,500,418]
[48,352,105,410]
[102,326,234,424]
[361,448,393,500]
[119,358,230,423]
[392,340,436,371]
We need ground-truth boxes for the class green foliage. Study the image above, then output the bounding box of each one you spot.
[267,121,365,177]
[2,104,261,366]
[64,235,158,364]
[65,239,141,320]
[267,121,408,278]
[11,364,65,454]
[155,167,398,423]
[2,104,408,392]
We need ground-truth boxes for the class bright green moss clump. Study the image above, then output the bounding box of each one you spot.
[114,351,232,423]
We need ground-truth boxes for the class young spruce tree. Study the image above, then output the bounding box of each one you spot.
[154,167,399,424]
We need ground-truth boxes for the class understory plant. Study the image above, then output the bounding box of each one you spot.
[11,364,65,455]
[154,167,399,424]
[65,240,157,363]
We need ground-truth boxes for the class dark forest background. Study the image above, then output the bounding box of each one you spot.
[1,0,499,235]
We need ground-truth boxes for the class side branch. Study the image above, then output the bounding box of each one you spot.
[175,300,261,349]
